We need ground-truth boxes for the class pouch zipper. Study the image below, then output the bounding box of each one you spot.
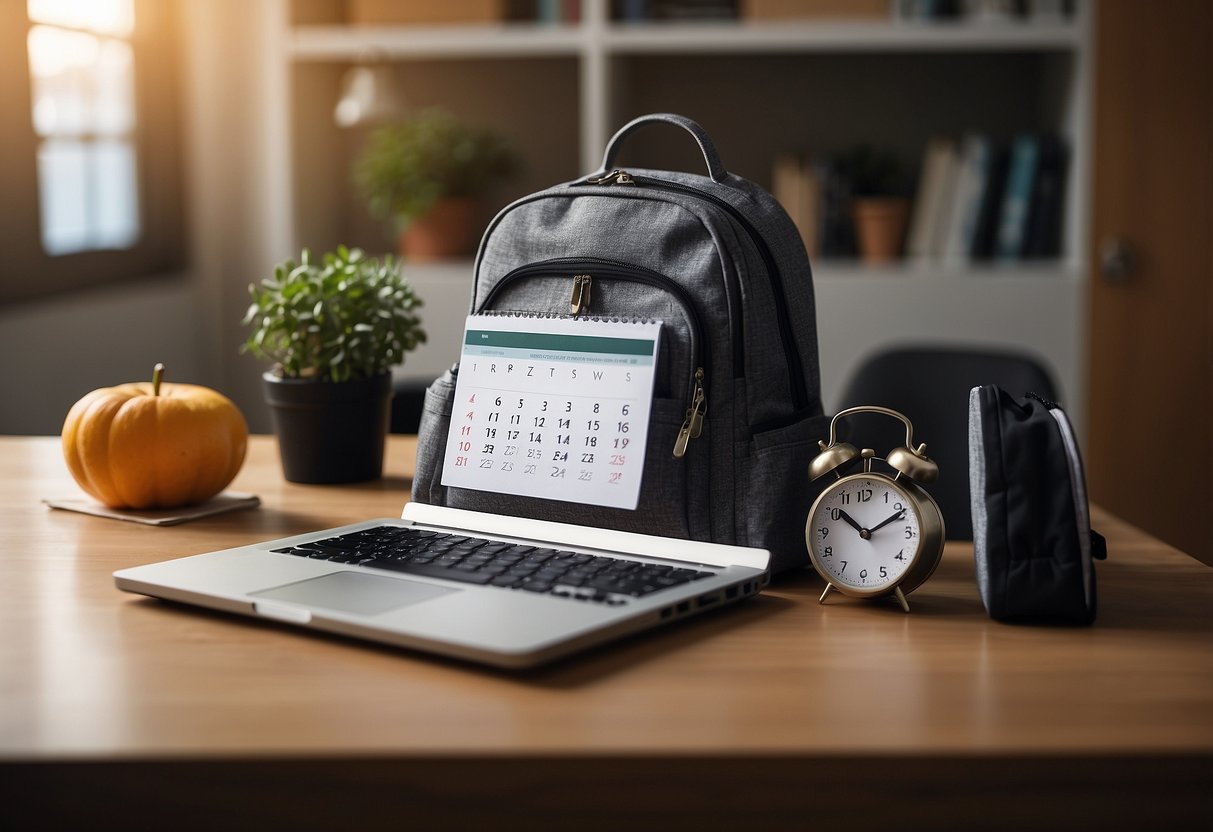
[477,256,707,458]
[582,169,809,410]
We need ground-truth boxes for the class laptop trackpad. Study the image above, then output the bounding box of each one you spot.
[252,571,459,616]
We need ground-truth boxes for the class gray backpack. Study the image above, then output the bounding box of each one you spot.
[412,113,828,572]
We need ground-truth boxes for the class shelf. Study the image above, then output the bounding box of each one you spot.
[290,23,585,61]
[398,259,1085,284]
[290,19,1084,62]
[605,20,1085,54]
[813,260,1084,283]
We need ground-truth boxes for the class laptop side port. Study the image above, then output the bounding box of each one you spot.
[660,607,673,620]
[676,601,690,615]
[697,593,720,608]
[725,586,739,600]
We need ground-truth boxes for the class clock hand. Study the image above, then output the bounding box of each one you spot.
[836,509,865,536]
[868,509,907,534]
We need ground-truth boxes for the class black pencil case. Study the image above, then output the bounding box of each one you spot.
[968,385,1107,624]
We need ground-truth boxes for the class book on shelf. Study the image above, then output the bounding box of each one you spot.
[617,0,650,21]
[995,133,1042,259]
[1022,135,1067,258]
[969,142,1009,260]
[941,134,997,262]
[635,0,738,21]
[741,0,890,20]
[818,161,855,259]
[895,0,1076,23]
[537,0,583,22]
[771,153,852,260]
[346,0,511,24]
[773,153,821,257]
[907,136,958,259]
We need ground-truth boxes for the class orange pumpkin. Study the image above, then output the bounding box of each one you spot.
[62,364,248,509]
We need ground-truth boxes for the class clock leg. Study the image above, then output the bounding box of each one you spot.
[892,586,910,613]
[818,583,836,604]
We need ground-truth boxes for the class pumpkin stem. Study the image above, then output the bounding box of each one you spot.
[152,363,165,397]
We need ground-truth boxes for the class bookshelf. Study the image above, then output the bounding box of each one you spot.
[273,0,1092,431]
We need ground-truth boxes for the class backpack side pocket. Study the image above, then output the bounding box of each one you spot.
[412,369,457,506]
[743,411,832,573]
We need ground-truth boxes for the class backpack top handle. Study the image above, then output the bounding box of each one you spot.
[595,113,729,184]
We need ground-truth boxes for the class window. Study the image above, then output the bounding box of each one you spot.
[0,0,183,305]
[29,0,140,255]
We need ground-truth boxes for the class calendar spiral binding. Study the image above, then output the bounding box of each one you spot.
[474,310,659,325]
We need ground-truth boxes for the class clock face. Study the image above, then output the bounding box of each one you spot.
[808,475,921,592]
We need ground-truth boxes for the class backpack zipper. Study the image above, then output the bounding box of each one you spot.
[477,256,707,458]
[570,274,592,315]
[584,169,810,411]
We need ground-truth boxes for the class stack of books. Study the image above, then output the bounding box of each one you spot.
[772,154,856,259]
[907,133,1068,263]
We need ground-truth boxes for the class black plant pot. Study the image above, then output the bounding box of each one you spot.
[262,371,391,484]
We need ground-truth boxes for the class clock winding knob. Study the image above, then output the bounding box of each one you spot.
[886,442,939,484]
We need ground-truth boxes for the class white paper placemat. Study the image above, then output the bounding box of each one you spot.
[44,491,260,526]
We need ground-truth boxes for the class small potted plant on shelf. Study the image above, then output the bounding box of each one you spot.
[242,246,426,483]
[836,145,911,264]
[354,107,520,262]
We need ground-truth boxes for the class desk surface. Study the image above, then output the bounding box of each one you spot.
[3,435,1211,827]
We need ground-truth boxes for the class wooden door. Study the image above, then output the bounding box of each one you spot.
[1088,1,1213,564]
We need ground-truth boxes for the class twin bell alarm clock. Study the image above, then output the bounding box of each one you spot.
[805,406,945,612]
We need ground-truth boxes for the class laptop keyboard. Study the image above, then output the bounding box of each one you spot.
[272,525,716,606]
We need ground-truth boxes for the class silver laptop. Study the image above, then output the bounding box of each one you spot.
[114,502,770,668]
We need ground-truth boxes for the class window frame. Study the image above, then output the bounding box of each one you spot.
[0,0,184,306]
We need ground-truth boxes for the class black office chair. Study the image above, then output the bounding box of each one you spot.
[836,346,1058,540]
[390,377,431,435]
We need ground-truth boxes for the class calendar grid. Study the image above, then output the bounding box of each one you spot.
[441,314,663,510]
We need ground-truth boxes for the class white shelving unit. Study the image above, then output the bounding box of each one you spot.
[276,0,1092,431]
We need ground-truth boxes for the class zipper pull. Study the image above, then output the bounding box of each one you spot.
[570,274,592,316]
[688,369,706,439]
[586,169,636,186]
[673,368,706,458]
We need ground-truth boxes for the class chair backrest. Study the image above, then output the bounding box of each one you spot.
[837,346,1058,541]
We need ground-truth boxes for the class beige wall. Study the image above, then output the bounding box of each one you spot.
[0,278,205,434]
[178,0,293,433]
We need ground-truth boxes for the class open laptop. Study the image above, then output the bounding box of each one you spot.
[114,502,770,668]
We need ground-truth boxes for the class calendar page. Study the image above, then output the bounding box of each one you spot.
[441,313,662,510]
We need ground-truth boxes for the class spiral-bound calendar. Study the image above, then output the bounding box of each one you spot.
[441,313,662,510]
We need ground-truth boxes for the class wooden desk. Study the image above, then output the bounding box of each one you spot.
[2,435,1210,829]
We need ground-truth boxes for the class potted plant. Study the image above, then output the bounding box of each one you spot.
[242,246,426,483]
[836,145,911,264]
[354,107,520,261]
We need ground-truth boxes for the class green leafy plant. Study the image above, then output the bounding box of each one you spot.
[242,246,426,382]
[835,144,910,197]
[354,108,520,226]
